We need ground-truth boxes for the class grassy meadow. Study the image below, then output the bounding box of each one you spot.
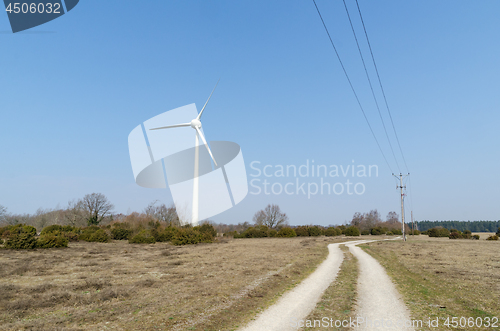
[0,237,357,331]
[1,231,499,331]
[361,235,500,330]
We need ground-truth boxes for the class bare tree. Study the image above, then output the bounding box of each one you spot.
[80,193,114,226]
[386,211,399,224]
[63,200,87,227]
[144,200,160,217]
[144,201,180,226]
[34,208,52,230]
[253,204,289,229]
[3,213,31,226]
[364,210,381,229]
[351,209,383,231]
[351,212,363,227]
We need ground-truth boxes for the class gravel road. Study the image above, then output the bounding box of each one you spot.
[347,241,415,330]
[239,240,366,331]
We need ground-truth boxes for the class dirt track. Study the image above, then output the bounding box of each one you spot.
[240,239,414,331]
[347,241,414,330]
[240,241,366,331]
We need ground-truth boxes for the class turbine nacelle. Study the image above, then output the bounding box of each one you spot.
[149,79,220,168]
[190,119,202,129]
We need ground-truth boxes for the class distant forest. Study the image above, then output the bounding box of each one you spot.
[410,220,500,232]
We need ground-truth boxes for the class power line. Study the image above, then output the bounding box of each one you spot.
[312,0,393,173]
[354,0,409,173]
[354,0,415,221]
[341,0,401,173]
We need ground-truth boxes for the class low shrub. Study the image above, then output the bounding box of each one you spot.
[0,231,10,241]
[150,228,162,242]
[40,225,79,236]
[294,226,309,237]
[111,228,132,240]
[5,232,38,249]
[344,226,360,236]
[324,227,338,237]
[147,220,161,230]
[89,229,110,242]
[200,232,214,243]
[497,227,500,236]
[277,227,297,237]
[198,223,217,237]
[486,235,499,241]
[427,227,450,237]
[37,234,68,248]
[268,229,278,237]
[79,227,110,243]
[409,230,420,235]
[370,227,385,235]
[129,230,156,244]
[386,231,393,236]
[392,229,403,235]
[171,228,202,245]
[163,226,179,241]
[41,224,59,235]
[0,226,8,237]
[308,226,322,237]
[2,224,37,238]
[111,222,131,230]
[19,224,37,235]
[41,225,80,242]
[0,238,3,245]
[63,231,79,241]
[190,224,216,243]
[223,231,238,237]
[449,232,463,239]
[241,226,268,238]
[361,230,370,235]
[472,235,480,240]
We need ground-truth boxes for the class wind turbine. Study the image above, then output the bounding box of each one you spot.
[150,80,219,226]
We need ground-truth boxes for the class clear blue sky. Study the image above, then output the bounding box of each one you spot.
[1,0,499,225]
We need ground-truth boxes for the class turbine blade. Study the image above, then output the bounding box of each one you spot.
[195,127,217,166]
[150,123,191,130]
[197,78,220,120]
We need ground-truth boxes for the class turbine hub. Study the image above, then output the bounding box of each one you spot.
[190,119,202,129]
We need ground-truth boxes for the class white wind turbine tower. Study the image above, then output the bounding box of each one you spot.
[150,81,219,226]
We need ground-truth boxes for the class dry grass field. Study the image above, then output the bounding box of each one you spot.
[362,235,500,330]
[0,236,354,331]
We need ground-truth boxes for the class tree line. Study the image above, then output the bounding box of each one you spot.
[413,220,500,232]
[0,198,289,235]
[0,193,116,230]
